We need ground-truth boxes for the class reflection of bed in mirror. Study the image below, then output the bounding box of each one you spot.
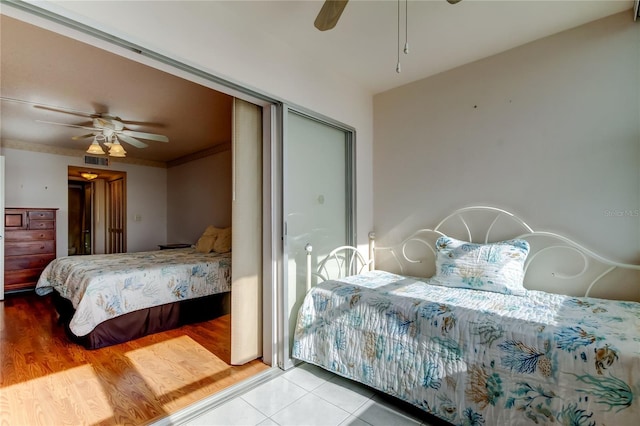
[36,248,231,349]
[294,206,640,425]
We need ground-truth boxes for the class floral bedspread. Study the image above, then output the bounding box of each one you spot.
[36,248,231,336]
[293,270,640,425]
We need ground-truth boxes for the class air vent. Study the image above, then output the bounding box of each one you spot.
[84,155,110,166]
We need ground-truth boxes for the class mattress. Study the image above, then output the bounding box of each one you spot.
[293,270,640,425]
[36,248,231,336]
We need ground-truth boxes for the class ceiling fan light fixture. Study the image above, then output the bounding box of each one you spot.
[108,137,127,157]
[80,172,98,181]
[87,135,104,155]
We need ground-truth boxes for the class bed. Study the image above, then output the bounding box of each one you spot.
[293,207,640,425]
[36,247,231,349]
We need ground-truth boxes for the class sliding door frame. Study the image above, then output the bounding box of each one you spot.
[279,105,356,370]
[2,0,356,375]
[0,156,4,301]
[2,1,281,368]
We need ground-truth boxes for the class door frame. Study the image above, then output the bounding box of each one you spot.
[1,156,4,301]
[68,166,126,255]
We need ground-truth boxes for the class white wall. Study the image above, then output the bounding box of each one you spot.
[374,12,640,264]
[2,148,167,257]
[124,161,168,252]
[167,150,232,244]
[18,0,374,249]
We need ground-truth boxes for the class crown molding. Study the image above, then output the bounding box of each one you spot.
[167,142,232,168]
[1,139,167,168]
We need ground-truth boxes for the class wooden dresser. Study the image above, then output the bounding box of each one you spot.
[4,208,58,292]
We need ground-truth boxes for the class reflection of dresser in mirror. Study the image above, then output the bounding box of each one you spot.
[4,208,57,292]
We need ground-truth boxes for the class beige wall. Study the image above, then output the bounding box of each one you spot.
[2,147,168,256]
[3,145,232,255]
[373,12,640,263]
[167,150,232,245]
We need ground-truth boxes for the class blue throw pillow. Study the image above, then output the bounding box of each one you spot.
[434,235,530,296]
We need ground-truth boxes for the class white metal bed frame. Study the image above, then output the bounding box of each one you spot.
[306,206,640,300]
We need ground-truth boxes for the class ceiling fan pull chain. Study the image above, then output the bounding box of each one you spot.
[396,0,401,73]
[404,0,409,55]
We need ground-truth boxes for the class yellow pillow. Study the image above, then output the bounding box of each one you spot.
[213,227,232,253]
[202,225,223,237]
[195,235,216,253]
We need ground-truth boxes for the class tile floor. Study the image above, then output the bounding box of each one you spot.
[184,363,444,426]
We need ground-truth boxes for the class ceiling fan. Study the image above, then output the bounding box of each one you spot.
[314,0,463,31]
[37,115,169,149]
[0,97,169,149]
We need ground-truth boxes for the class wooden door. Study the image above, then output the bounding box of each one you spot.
[107,178,126,253]
[68,181,93,255]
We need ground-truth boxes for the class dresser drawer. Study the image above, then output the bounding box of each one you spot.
[5,254,56,271]
[29,220,55,230]
[4,268,43,288]
[5,240,55,256]
[5,230,55,242]
[5,211,27,230]
[28,210,55,220]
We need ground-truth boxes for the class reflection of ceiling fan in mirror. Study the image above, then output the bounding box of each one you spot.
[314,0,463,31]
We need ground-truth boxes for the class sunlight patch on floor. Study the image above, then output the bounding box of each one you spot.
[2,365,113,425]
[126,335,232,410]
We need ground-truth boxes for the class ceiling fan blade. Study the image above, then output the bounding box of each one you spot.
[94,117,123,131]
[314,0,348,31]
[0,97,98,118]
[36,120,100,132]
[447,0,463,4]
[33,104,97,118]
[118,133,149,149]
[118,119,166,128]
[119,129,169,142]
[93,112,165,128]
[71,133,95,140]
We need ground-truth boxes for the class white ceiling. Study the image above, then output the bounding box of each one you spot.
[228,0,634,93]
[1,0,635,163]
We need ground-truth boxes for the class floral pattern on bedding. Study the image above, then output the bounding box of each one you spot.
[36,248,231,336]
[293,270,640,425]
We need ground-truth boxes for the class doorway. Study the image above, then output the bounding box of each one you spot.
[68,180,92,255]
[68,166,127,255]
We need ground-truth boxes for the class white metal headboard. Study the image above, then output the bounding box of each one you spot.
[323,206,640,301]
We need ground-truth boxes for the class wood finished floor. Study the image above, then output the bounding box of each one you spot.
[0,292,269,426]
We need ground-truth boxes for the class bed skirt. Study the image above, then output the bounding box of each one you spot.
[52,290,231,349]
